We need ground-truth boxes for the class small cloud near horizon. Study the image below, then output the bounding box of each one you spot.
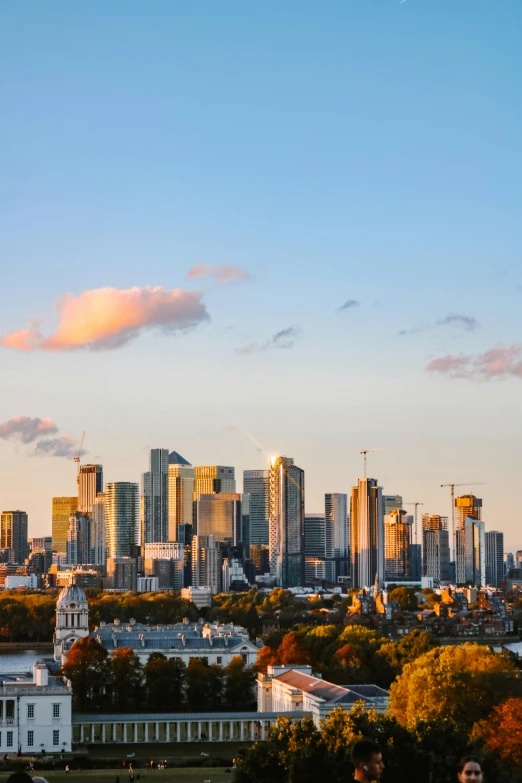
[33,435,80,458]
[0,416,58,443]
[0,285,209,352]
[400,312,479,336]
[187,264,251,284]
[337,299,360,312]
[426,344,522,380]
[236,325,301,355]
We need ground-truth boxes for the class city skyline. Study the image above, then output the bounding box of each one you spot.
[1,1,521,550]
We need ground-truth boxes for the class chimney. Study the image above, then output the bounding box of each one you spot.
[34,664,48,687]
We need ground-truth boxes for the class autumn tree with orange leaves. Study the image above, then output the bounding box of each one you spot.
[472,697,522,768]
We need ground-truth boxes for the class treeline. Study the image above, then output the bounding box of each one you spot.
[0,593,57,641]
[62,637,256,713]
[238,644,522,783]
[257,625,437,688]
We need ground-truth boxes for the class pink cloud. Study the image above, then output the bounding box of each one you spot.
[1,285,210,351]
[427,344,522,380]
[0,416,58,443]
[187,264,251,284]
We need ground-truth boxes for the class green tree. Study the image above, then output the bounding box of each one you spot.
[144,653,185,711]
[62,636,110,711]
[185,658,223,712]
[388,586,417,610]
[223,656,256,710]
[110,647,143,710]
[378,630,437,674]
[389,643,522,731]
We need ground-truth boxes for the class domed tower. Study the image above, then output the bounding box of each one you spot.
[53,580,89,664]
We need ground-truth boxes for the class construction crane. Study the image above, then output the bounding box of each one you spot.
[440,482,486,560]
[404,502,424,545]
[359,448,381,479]
[74,431,86,487]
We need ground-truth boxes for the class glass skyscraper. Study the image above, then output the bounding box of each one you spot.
[269,456,305,588]
[78,464,103,514]
[0,510,28,564]
[485,530,504,587]
[141,449,169,544]
[243,470,270,545]
[52,496,78,554]
[168,451,194,542]
[106,482,139,559]
[350,478,384,590]
[422,514,450,582]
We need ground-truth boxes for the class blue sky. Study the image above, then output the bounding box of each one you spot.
[1,0,521,548]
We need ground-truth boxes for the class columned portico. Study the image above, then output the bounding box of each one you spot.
[72,711,306,745]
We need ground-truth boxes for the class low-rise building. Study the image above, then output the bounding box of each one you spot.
[181,586,212,608]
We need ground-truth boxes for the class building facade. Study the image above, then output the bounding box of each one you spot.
[141,449,169,544]
[168,452,194,541]
[243,470,270,546]
[193,466,236,499]
[195,493,244,544]
[325,493,349,578]
[191,535,222,594]
[92,493,106,566]
[456,516,486,586]
[350,479,384,590]
[422,514,450,583]
[0,510,29,564]
[66,513,92,565]
[78,464,103,514]
[105,482,139,559]
[485,530,504,587]
[269,457,305,588]
[52,497,78,555]
[53,583,90,663]
[384,509,413,581]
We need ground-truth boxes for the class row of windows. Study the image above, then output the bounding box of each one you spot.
[27,704,61,719]
[20,731,60,748]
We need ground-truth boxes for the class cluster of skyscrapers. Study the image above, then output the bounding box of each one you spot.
[0,451,516,593]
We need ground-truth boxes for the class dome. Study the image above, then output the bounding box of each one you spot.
[57,583,87,606]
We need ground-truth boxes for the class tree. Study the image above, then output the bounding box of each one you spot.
[278,632,310,665]
[144,653,185,711]
[388,586,417,610]
[255,644,279,673]
[389,643,522,731]
[472,697,522,768]
[185,658,223,712]
[110,647,143,710]
[62,636,110,711]
[378,630,437,674]
[223,656,256,710]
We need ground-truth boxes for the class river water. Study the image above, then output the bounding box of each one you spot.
[0,650,51,674]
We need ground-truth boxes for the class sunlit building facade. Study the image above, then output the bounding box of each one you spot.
[141,449,169,544]
[350,478,384,590]
[325,493,349,578]
[0,510,29,564]
[78,464,103,514]
[193,466,236,499]
[269,456,305,588]
[243,470,270,546]
[456,515,485,586]
[92,492,106,565]
[52,497,78,554]
[168,451,194,541]
[384,509,413,580]
[422,514,450,583]
[105,482,139,559]
[195,493,248,549]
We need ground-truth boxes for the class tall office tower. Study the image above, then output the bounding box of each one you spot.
[0,511,29,564]
[195,493,246,547]
[168,451,194,541]
[325,493,349,578]
[485,531,504,587]
[66,513,92,565]
[191,534,222,594]
[516,550,522,568]
[422,514,450,582]
[193,466,236,499]
[384,509,413,581]
[92,492,106,565]
[269,456,305,588]
[383,495,403,516]
[455,495,482,526]
[141,449,169,544]
[243,470,270,546]
[505,552,515,577]
[250,543,270,575]
[52,497,78,554]
[304,513,335,584]
[105,482,139,559]
[456,516,486,586]
[78,464,103,514]
[350,478,384,590]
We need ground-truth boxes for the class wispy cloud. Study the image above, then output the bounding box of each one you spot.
[427,344,522,380]
[236,326,301,355]
[33,435,79,458]
[187,264,251,284]
[337,299,360,313]
[0,416,58,443]
[1,286,209,352]
[400,312,479,336]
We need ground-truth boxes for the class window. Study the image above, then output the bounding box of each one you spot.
[217,656,222,664]
[53,730,59,746]
[27,704,35,719]
[7,732,13,748]
[241,654,247,662]
[52,704,60,719]
[27,731,34,747]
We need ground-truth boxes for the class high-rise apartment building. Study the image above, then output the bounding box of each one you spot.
[383,495,403,516]
[66,513,92,565]
[422,514,450,583]
[455,495,482,526]
[92,492,106,565]
[243,470,270,546]
[168,451,194,542]
[456,516,485,586]
[141,449,169,544]
[107,557,137,591]
[325,493,349,577]
[193,466,236,499]
[304,513,335,584]
[505,552,515,576]
[384,509,413,581]
[269,456,305,588]
[191,534,222,594]
[485,531,504,587]
[52,497,78,554]
[105,482,139,559]
[0,511,29,564]
[350,478,384,590]
[195,493,247,547]
[78,464,103,514]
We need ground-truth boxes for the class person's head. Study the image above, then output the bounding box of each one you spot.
[457,757,483,783]
[7,774,33,783]
[351,740,384,780]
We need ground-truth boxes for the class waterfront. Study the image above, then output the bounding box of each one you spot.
[0,649,50,673]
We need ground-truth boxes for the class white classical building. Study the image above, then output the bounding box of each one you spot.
[257,665,389,726]
[0,662,72,753]
[53,583,90,664]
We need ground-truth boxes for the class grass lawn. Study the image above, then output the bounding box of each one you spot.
[83,742,251,759]
[1,770,233,783]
